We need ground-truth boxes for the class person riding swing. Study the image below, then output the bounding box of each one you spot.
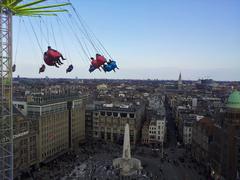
[44,46,66,68]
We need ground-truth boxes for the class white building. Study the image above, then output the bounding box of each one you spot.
[183,124,192,145]
[192,98,198,110]
[182,114,203,145]
[148,111,166,144]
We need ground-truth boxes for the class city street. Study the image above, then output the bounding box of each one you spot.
[133,145,205,180]
[166,105,178,148]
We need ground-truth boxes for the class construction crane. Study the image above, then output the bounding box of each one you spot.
[0,1,70,179]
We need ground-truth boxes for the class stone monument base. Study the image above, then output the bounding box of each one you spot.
[113,157,142,176]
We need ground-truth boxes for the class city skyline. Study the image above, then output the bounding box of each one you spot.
[2,1,240,179]
[13,0,240,80]
[10,77,240,179]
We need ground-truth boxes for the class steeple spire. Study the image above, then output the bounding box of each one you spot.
[178,72,182,82]
[178,72,183,90]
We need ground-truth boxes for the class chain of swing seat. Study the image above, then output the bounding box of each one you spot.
[68,0,113,60]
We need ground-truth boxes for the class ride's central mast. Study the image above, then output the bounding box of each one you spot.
[0,6,13,180]
[0,0,70,179]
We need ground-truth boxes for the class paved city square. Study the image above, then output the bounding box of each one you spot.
[27,140,206,180]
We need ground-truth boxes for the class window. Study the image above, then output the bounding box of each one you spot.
[113,112,118,117]
[100,111,105,116]
[130,130,134,135]
[107,112,112,116]
[130,135,134,142]
[101,132,105,139]
[150,135,155,139]
[107,133,111,140]
[129,113,135,118]
[120,113,127,118]
[18,104,24,110]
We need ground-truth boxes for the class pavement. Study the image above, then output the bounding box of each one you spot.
[24,140,206,180]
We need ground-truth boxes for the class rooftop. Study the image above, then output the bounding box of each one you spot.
[28,94,87,106]
[95,103,140,112]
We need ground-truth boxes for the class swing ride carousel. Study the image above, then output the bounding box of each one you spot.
[11,0,119,75]
[0,0,119,179]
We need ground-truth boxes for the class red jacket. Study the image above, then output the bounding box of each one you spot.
[96,55,106,65]
[44,53,55,66]
[91,59,99,68]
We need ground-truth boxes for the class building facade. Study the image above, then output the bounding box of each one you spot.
[141,120,150,144]
[26,94,86,164]
[191,117,214,167]
[92,103,145,145]
[183,121,193,145]
[85,104,95,140]
[13,107,38,178]
[149,117,166,144]
[210,91,240,180]
[178,114,195,145]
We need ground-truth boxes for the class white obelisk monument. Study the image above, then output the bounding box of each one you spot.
[113,123,142,176]
[123,123,131,160]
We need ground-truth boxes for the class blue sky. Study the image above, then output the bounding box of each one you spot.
[13,0,240,80]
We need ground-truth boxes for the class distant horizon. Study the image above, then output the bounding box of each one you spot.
[13,76,240,83]
[13,65,240,81]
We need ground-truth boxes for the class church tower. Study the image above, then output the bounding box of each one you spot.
[178,73,183,90]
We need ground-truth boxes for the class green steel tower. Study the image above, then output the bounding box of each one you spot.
[0,1,70,179]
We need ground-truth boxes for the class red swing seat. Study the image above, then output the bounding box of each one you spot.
[47,49,62,59]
